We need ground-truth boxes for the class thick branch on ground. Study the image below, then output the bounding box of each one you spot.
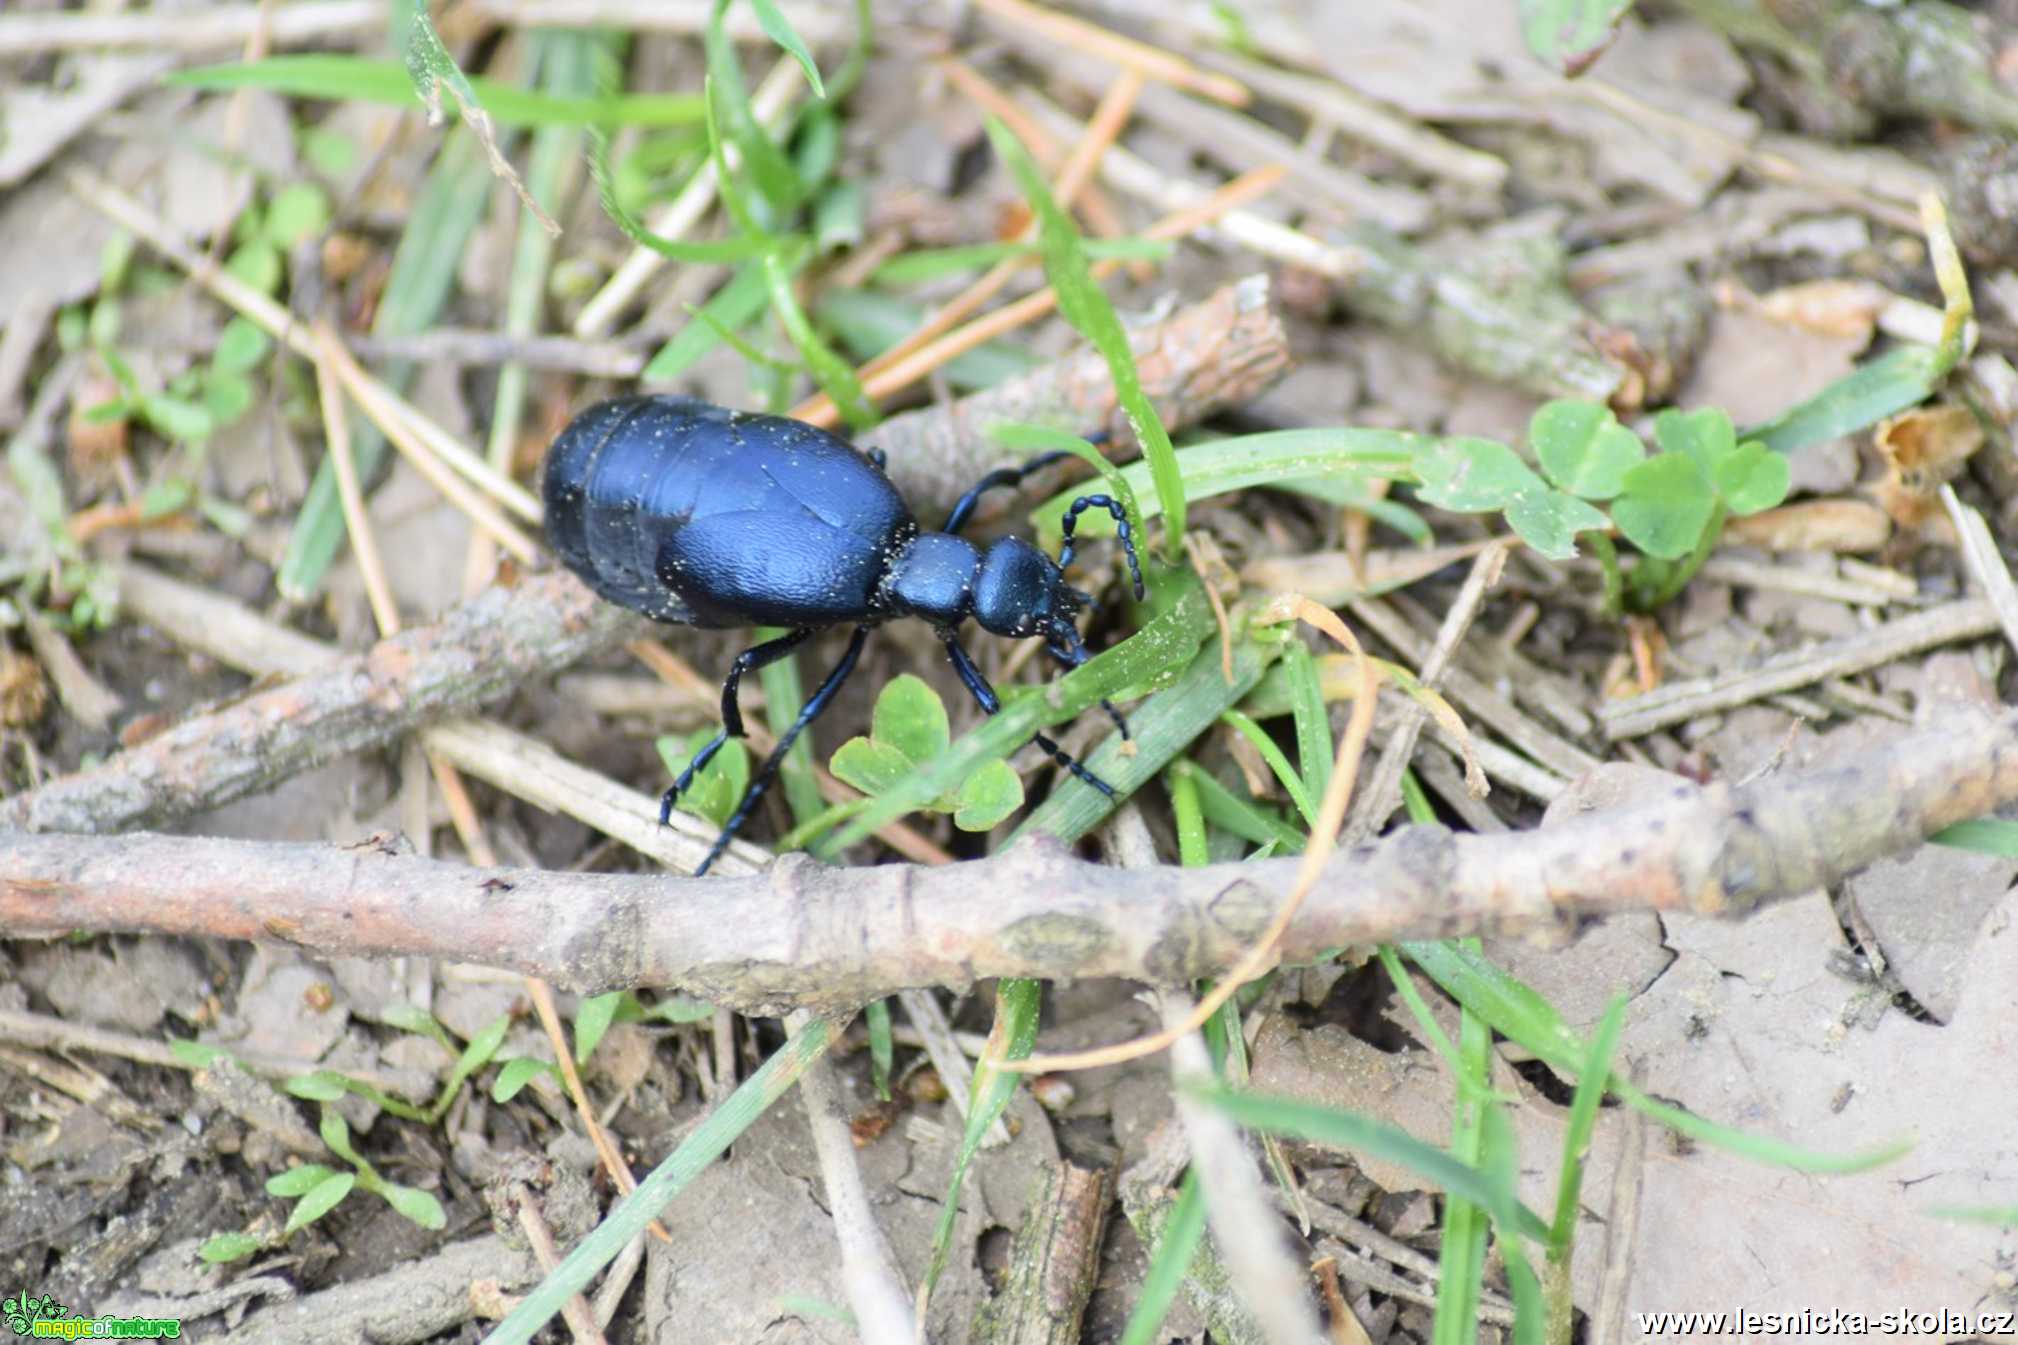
[0,571,641,834]
[858,274,1289,513]
[6,706,2012,1013]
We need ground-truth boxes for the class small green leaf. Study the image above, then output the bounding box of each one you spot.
[1518,0,1632,73]
[143,394,215,443]
[492,1056,556,1103]
[656,732,749,828]
[213,316,272,374]
[1652,406,1736,473]
[1932,818,2018,856]
[829,737,915,797]
[204,371,255,427]
[1413,437,1542,512]
[1503,487,1609,561]
[575,991,623,1065]
[317,1106,359,1163]
[871,674,950,766]
[200,1232,264,1263]
[283,1071,349,1102]
[1530,400,1644,499]
[302,126,358,176]
[382,1003,453,1050]
[1712,440,1790,516]
[266,1163,342,1197]
[1613,454,1714,560]
[953,759,1025,831]
[379,1182,447,1230]
[226,240,283,295]
[170,1038,228,1068]
[283,1172,355,1234]
[644,993,718,1025]
[265,181,333,248]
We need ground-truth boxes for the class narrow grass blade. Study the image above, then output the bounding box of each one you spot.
[172,56,704,126]
[1220,708,1316,829]
[643,261,771,381]
[1432,1003,1494,1345]
[1187,1084,1548,1241]
[984,116,1187,560]
[921,979,1041,1298]
[483,1017,837,1345]
[1165,759,1306,854]
[1403,941,1912,1173]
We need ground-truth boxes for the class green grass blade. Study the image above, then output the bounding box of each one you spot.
[1029,428,1422,537]
[1011,620,1279,847]
[1403,941,1912,1173]
[1165,759,1306,854]
[763,250,875,428]
[989,421,1142,544]
[1432,1003,1494,1345]
[921,979,1041,1297]
[1931,817,2018,856]
[747,0,826,97]
[171,56,704,126]
[1279,637,1333,809]
[1187,1083,1549,1241]
[705,0,803,215]
[643,261,772,381]
[1744,345,1944,455]
[816,576,1217,855]
[983,116,1186,560]
[483,1017,837,1345]
[1219,708,1316,830]
[278,126,496,601]
[1544,993,1625,1344]
[864,998,894,1101]
[755,622,825,830]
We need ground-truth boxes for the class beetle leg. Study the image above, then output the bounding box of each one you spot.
[942,636,1118,799]
[660,628,814,829]
[695,624,871,877]
[942,449,1078,534]
[1045,622,1131,741]
[1058,495,1145,600]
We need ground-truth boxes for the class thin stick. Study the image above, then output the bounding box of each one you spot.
[972,0,1250,106]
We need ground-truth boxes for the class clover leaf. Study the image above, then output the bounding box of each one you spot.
[831,674,1024,831]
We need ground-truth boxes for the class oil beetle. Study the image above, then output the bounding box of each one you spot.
[542,394,1146,875]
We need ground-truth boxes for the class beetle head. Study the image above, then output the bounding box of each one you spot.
[972,536,1079,639]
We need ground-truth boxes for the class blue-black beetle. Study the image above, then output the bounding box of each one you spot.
[542,394,1145,874]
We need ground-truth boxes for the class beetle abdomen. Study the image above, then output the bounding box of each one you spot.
[542,394,917,629]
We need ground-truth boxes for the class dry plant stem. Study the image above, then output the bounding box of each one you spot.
[572,57,804,338]
[591,1232,648,1330]
[897,988,1009,1146]
[974,0,1249,105]
[795,167,1286,429]
[510,1184,608,1345]
[856,274,1288,512]
[13,703,2015,1009]
[0,568,640,834]
[346,328,647,377]
[0,0,377,52]
[63,165,544,538]
[1162,991,1326,1345]
[789,1011,918,1345]
[1598,598,1999,738]
[0,1006,418,1093]
[1590,1067,1650,1345]
[791,60,1142,428]
[315,323,399,634]
[1344,542,1511,842]
[1941,485,2018,658]
[975,1162,1113,1345]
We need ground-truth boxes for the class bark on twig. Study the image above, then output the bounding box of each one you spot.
[972,1162,1115,1345]
[0,571,644,835]
[7,703,2014,1012]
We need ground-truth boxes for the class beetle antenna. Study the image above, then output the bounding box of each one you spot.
[1057,495,1145,601]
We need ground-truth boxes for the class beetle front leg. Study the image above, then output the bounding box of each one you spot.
[942,636,1118,799]
[660,628,814,827]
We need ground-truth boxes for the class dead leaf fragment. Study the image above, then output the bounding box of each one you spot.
[1722,499,1893,553]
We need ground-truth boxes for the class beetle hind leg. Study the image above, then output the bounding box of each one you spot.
[693,625,872,877]
[660,627,813,841]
